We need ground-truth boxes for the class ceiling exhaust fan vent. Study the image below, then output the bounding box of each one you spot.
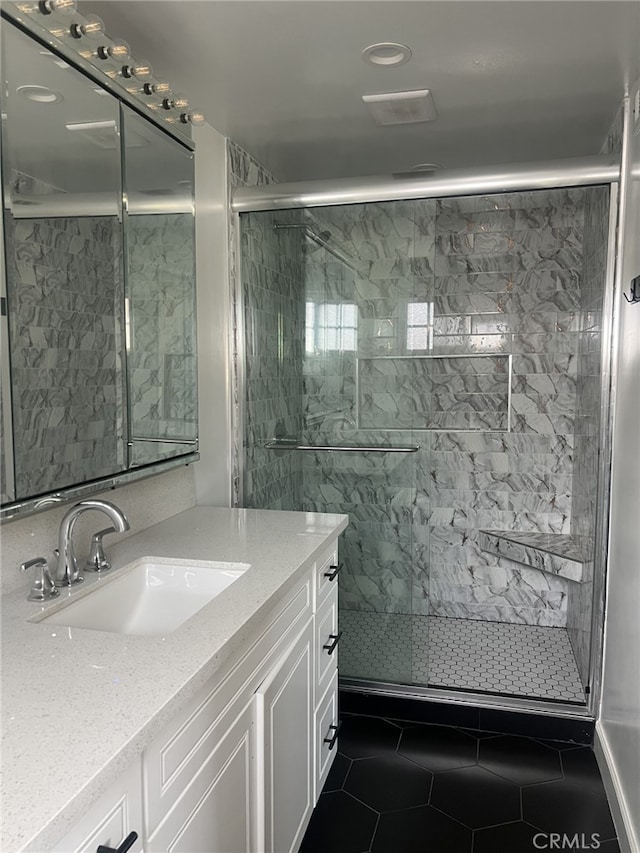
[362,89,438,126]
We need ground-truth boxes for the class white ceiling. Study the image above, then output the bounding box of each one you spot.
[84,0,640,182]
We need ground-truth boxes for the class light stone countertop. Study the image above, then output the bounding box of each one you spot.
[1,506,348,853]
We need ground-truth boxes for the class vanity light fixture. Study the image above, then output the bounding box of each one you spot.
[362,42,412,67]
[7,0,206,135]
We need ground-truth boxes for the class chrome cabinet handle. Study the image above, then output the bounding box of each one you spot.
[322,631,343,655]
[323,722,341,750]
[324,563,343,582]
[96,831,138,853]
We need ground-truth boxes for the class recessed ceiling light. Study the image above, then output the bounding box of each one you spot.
[410,163,442,172]
[16,85,63,104]
[362,42,412,67]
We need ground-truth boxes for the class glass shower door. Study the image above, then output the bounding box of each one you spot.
[299,199,427,686]
[239,198,431,688]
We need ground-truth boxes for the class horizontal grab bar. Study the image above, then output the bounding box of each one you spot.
[129,437,199,446]
[265,440,420,453]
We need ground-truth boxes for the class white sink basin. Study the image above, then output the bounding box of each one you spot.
[33,557,250,636]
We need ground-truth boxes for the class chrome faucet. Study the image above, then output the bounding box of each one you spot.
[55,499,130,587]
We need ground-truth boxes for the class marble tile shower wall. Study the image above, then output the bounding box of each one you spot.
[127,213,197,463]
[229,140,306,510]
[426,189,584,626]
[240,208,306,510]
[301,190,588,626]
[6,215,124,497]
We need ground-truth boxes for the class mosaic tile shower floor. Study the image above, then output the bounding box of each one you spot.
[339,611,586,704]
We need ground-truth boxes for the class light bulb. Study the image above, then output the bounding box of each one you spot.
[38,0,77,14]
[171,93,189,111]
[180,108,205,126]
[97,39,130,62]
[142,80,172,98]
[132,59,153,80]
[122,59,153,80]
[70,14,104,39]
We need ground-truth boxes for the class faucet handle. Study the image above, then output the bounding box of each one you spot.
[20,557,60,602]
[85,526,116,573]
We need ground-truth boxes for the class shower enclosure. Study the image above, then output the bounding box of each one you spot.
[234,158,618,718]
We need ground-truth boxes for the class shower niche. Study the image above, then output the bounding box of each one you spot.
[238,183,614,714]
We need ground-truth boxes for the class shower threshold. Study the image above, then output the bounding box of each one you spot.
[339,611,586,705]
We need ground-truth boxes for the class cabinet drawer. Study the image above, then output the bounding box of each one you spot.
[51,760,143,853]
[314,671,339,801]
[315,586,338,701]
[143,576,311,835]
[315,544,339,610]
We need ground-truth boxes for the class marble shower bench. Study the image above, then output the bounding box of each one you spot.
[479,530,593,583]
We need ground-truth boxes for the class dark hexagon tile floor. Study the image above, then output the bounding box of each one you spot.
[299,713,621,853]
[478,734,564,785]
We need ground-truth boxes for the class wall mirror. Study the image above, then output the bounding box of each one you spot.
[122,106,197,467]
[0,17,198,517]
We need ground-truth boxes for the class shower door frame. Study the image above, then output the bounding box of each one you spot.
[232,155,622,722]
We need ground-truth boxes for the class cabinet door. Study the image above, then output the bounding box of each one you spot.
[51,760,143,853]
[147,699,258,853]
[256,618,314,853]
[143,576,311,836]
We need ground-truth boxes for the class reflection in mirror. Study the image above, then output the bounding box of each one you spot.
[1,19,126,500]
[1,221,14,503]
[122,107,197,467]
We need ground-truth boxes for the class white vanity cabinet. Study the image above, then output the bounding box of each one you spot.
[43,541,341,853]
[4,508,348,853]
[142,541,341,853]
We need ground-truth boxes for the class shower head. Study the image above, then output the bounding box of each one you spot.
[305,229,332,254]
[273,222,357,270]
